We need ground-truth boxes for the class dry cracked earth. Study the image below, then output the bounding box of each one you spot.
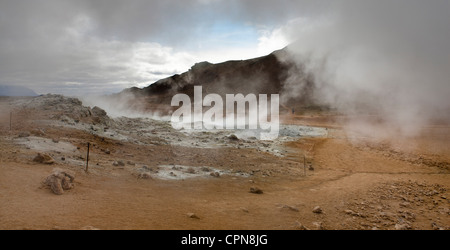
[0,95,449,230]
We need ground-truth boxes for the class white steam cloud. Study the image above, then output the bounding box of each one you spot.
[272,0,450,138]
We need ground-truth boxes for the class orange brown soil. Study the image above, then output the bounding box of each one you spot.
[0,97,449,230]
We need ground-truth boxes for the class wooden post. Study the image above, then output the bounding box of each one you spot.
[303,155,306,176]
[85,142,90,173]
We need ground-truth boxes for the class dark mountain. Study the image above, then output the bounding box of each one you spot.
[0,85,38,97]
[120,48,319,113]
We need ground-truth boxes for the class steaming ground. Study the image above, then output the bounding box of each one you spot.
[0,95,449,230]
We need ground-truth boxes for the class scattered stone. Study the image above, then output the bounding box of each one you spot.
[138,172,152,179]
[282,205,299,212]
[201,167,211,172]
[210,172,220,178]
[33,153,55,164]
[186,167,196,174]
[127,161,134,165]
[249,187,263,194]
[43,168,75,195]
[18,132,30,138]
[61,157,65,161]
[344,209,360,217]
[240,207,249,213]
[308,164,314,171]
[104,149,111,155]
[312,206,323,214]
[52,138,59,143]
[431,222,445,230]
[400,202,411,208]
[294,221,310,230]
[112,160,125,167]
[187,213,200,219]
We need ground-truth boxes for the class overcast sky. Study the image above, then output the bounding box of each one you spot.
[0,0,449,99]
[0,0,300,95]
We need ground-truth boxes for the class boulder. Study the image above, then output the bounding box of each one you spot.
[91,106,107,117]
[44,168,75,195]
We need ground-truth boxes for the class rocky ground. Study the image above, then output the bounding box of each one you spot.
[0,95,448,230]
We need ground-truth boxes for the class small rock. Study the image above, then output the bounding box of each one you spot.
[282,205,299,212]
[431,222,445,230]
[127,161,134,165]
[186,167,196,174]
[138,172,152,179]
[52,138,59,143]
[18,132,30,138]
[33,153,55,165]
[117,161,125,166]
[312,206,323,214]
[187,213,200,219]
[249,187,263,194]
[400,202,411,208]
[105,149,111,155]
[240,207,249,213]
[294,221,310,230]
[344,209,358,216]
[210,172,220,178]
[61,157,65,161]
